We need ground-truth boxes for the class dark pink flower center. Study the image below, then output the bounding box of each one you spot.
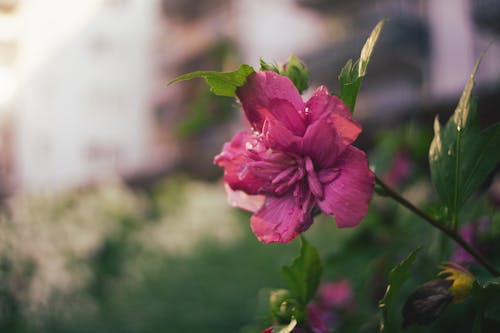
[248,150,327,201]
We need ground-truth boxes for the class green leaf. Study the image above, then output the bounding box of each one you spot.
[472,309,483,333]
[379,248,420,333]
[359,20,385,77]
[471,278,500,332]
[429,56,500,226]
[339,19,386,113]
[473,278,500,321]
[167,64,254,97]
[338,59,361,113]
[280,237,322,306]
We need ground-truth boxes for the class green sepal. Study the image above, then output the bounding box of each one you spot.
[281,55,310,94]
[167,64,254,97]
[259,58,280,73]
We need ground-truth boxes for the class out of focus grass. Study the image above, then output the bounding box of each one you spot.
[0,177,300,333]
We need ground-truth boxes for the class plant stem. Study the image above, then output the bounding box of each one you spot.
[374,175,499,277]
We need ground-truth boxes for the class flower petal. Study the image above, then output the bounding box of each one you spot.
[301,118,343,168]
[250,195,313,243]
[224,183,266,213]
[317,146,374,228]
[306,86,351,121]
[237,71,306,135]
[214,130,269,194]
[262,118,301,153]
[306,86,361,146]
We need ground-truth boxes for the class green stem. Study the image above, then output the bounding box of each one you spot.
[375,175,499,277]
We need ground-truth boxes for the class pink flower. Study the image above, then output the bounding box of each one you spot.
[307,303,336,333]
[383,150,412,187]
[451,224,477,264]
[317,279,353,309]
[214,71,374,243]
[451,218,489,265]
[307,280,354,333]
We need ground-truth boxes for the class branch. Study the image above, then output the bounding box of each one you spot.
[375,175,499,277]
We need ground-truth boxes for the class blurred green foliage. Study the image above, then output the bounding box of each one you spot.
[0,122,498,333]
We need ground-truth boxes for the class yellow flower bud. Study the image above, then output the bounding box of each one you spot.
[438,262,475,303]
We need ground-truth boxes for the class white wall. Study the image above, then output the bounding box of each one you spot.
[14,0,157,191]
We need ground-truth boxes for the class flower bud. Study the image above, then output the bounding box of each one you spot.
[438,262,475,303]
[259,55,310,94]
[269,289,295,322]
[281,55,310,94]
[402,279,453,329]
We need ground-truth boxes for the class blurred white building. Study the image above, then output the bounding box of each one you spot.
[3,0,168,191]
[0,0,498,193]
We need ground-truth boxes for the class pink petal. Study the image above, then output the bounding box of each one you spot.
[329,112,362,147]
[250,195,313,244]
[214,130,270,194]
[306,86,351,122]
[317,146,374,228]
[267,99,306,135]
[224,183,266,213]
[246,149,295,182]
[301,118,343,168]
[236,71,306,135]
[262,118,301,153]
[305,86,361,146]
[305,156,324,199]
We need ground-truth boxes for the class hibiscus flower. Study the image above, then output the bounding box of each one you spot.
[214,71,374,243]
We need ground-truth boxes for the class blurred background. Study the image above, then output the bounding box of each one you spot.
[0,0,499,332]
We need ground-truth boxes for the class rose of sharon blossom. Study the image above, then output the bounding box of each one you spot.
[215,71,374,243]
